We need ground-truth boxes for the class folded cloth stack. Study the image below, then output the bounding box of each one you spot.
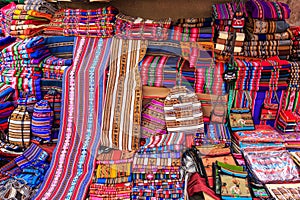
[169,18,214,42]
[89,148,134,200]
[234,56,291,91]
[212,1,247,33]
[10,9,52,39]
[0,36,50,100]
[243,147,300,184]
[231,125,284,154]
[115,13,171,41]
[0,2,16,37]
[43,36,74,59]
[0,143,49,199]
[244,0,292,58]
[290,26,300,60]
[132,133,185,200]
[139,55,193,89]
[288,61,300,90]
[17,0,57,15]
[43,9,64,36]
[63,6,118,37]
[180,42,226,95]
[40,55,72,80]
[215,31,245,56]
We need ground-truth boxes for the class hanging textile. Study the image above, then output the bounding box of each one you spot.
[34,37,112,200]
[101,38,148,151]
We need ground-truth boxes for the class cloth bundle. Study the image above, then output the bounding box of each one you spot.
[233,56,291,91]
[139,55,193,89]
[215,31,245,56]
[169,18,214,42]
[244,148,300,184]
[40,55,72,80]
[231,125,284,153]
[0,2,16,37]
[63,7,118,37]
[180,42,226,95]
[0,143,49,199]
[291,26,300,60]
[115,13,171,41]
[212,1,247,33]
[17,0,57,15]
[31,100,53,142]
[10,1,56,39]
[132,133,185,199]
[43,36,74,59]
[245,0,291,20]
[244,0,292,58]
[0,36,50,100]
[90,149,134,200]
[43,9,64,36]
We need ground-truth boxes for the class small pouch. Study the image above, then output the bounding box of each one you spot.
[213,161,251,199]
[229,91,255,131]
[210,96,227,124]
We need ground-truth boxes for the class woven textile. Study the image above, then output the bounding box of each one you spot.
[139,55,192,89]
[266,183,300,200]
[101,38,147,151]
[62,7,118,37]
[244,148,300,183]
[141,99,167,138]
[116,13,171,41]
[34,37,112,200]
[246,0,291,20]
[164,86,204,133]
[31,100,53,142]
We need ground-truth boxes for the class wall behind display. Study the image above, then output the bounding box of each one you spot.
[60,0,299,25]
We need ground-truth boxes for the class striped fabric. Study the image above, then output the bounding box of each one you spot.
[101,38,148,151]
[34,37,112,200]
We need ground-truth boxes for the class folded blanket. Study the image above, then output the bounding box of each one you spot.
[246,17,290,34]
[246,0,291,20]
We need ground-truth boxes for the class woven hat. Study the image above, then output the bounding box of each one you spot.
[164,86,204,144]
[141,99,167,138]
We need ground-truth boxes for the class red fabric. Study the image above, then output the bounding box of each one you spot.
[188,173,220,200]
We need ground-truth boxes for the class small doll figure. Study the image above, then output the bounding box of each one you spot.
[222,183,228,194]
[230,179,241,197]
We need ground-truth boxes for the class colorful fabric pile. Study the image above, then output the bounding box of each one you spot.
[115,13,171,41]
[90,149,134,199]
[0,143,50,199]
[244,0,292,58]
[0,2,16,37]
[63,7,118,37]
[139,55,193,89]
[43,9,64,36]
[132,133,185,200]
[10,0,57,38]
[169,17,214,42]
[0,36,50,100]
[212,1,246,56]
[231,125,284,153]
[234,56,291,91]
[40,55,72,80]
